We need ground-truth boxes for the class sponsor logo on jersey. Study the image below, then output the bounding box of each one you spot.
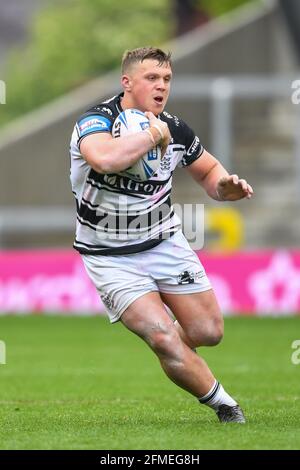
[78,115,111,136]
[187,136,200,156]
[163,111,173,119]
[174,115,180,127]
[89,172,168,196]
[101,107,113,116]
[162,111,180,126]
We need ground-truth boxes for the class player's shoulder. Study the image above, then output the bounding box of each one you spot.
[160,110,184,128]
[161,109,204,166]
[160,110,194,145]
[77,94,121,123]
[75,94,121,139]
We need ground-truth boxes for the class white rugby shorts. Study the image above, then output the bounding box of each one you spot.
[82,230,211,323]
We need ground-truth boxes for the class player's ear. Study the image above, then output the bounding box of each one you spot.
[122,75,132,92]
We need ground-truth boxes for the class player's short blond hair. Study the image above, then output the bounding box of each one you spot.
[121,47,172,74]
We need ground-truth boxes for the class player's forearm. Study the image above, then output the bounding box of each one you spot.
[92,130,160,174]
[201,162,229,200]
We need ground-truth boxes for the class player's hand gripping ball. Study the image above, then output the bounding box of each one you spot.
[112,109,162,181]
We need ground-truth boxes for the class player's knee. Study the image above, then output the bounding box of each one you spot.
[204,318,224,346]
[147,327,182,359]
[187,316,223,347]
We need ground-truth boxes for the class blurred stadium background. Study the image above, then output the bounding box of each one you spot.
[0,0,299,450]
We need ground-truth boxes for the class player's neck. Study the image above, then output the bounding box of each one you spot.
[120,93,140,112]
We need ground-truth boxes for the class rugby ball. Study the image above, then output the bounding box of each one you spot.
[112,108,161,181]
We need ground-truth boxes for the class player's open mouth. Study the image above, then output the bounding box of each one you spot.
[154,96,163,104]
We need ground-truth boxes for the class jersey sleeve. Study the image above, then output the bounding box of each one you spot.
[177,121,204,168]
[76,106,114,146]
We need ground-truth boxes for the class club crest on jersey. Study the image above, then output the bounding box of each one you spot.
[160,152,172,173]
[177,270,204,284]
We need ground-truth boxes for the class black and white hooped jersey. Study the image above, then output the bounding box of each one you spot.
[69,93,204,255]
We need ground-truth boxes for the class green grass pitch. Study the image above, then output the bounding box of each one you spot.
[0,315,299,450]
